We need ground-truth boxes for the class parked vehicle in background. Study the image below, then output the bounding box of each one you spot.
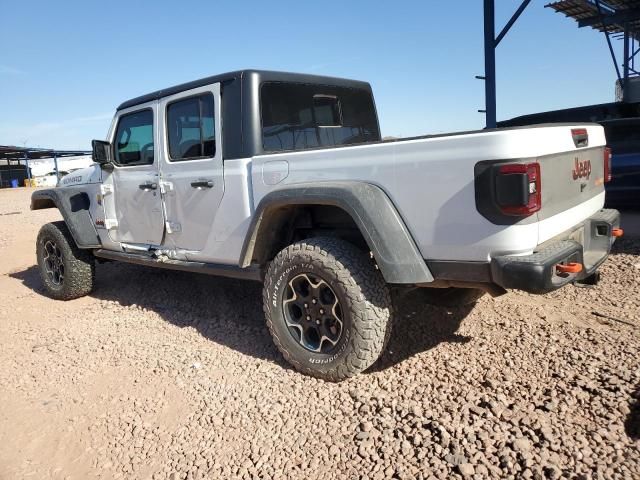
[36,171,70,187]
[0,162,30,188]
[30,70,621,381]
[601,118,640,208]
[499,101,640,209]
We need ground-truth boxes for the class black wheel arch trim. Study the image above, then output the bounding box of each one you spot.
[240,181,434,284]
[31,188,101,249]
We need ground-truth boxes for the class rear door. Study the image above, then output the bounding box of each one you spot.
[107,104,165,245]
[158,83,224,253]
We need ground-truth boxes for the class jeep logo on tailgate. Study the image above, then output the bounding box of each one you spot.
[572,158,591,180]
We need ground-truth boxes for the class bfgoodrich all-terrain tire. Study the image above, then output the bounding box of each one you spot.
[263,237,393,381]
[36,221,95,300]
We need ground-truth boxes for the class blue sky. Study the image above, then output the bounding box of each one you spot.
[0,0,622,150]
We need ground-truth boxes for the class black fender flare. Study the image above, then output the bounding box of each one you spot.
[240,181,434,284]
[31,188,101,248]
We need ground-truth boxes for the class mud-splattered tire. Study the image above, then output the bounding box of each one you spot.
[263,237,392,381]
[36,221,95,300]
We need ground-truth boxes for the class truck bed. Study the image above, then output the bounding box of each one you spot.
[247,123,607,263]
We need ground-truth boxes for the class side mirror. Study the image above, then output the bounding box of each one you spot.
[92,140,112,165]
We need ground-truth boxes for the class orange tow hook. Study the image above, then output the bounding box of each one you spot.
[556,262,583,274]
[612,228,624,238]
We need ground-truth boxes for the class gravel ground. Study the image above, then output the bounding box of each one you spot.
[0,187,639,480]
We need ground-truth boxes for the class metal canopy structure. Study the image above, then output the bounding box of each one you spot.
[0,146,91,185]
[548,0,640,37]
[0,145,90,161]
[482,0,640,128]
[547,0,640,101]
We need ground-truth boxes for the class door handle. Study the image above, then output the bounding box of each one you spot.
[139,182,158,190]
[190,180,214,188]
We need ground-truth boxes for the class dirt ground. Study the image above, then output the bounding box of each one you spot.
[0,187,639,480]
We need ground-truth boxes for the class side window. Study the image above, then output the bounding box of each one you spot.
[114,110,154,166]
[167,93,215,161]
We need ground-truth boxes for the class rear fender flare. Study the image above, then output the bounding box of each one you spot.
[240,182,433,284]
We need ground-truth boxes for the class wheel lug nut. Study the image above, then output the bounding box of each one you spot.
[304,303,309,309]
[306,315,311,321]
[316,319,321,325]
[319,308,325,315]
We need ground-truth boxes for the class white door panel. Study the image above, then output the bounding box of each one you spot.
[109,168,163,244]
[158,83,224,253]
[106,104,164,245]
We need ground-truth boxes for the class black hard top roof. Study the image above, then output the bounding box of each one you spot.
[117,69,372,111]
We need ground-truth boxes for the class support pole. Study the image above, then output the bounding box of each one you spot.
[53,151,60,182]
[484,0,497,129]
[495,0,532,47]
[623,23,630,101]
[595,0,622,85]
[24,151,31,187]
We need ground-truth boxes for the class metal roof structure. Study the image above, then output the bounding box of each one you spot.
[546,0,640,104]
[0,146,91,184]
[481,0,640,128]
[547,0,640,37]
[0,145,90,161]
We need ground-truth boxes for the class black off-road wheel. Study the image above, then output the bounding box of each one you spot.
[263,237,393,382]
[36,221,95,300]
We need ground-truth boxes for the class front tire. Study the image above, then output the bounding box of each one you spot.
[36,221,95,300]
[263,237,392,381]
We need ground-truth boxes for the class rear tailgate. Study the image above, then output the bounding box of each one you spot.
[486,124,619,294]
[474,124,607,238]
[536,125,607,243]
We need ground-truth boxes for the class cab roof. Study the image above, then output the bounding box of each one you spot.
[116,69,373,111]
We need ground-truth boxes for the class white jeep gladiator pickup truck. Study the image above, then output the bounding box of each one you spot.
[32,70,622,381]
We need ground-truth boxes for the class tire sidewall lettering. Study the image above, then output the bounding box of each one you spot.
[308,328,350,364]
[272,263,315,308]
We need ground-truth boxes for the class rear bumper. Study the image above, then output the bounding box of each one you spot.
[491,209,620,294]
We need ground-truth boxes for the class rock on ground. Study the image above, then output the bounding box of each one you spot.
[0,187,639,479]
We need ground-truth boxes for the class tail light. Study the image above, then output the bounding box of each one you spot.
[603,147,612,183]
[495,162,541,216]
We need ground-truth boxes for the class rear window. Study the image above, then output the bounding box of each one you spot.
[261,82,380,152]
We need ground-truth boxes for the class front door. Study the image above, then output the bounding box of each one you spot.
[107,104,165,245]
[158,83,224,253]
